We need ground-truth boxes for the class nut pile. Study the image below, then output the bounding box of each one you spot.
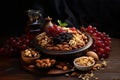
[36,27,88,51]
[74,56,95,66]
[93,59,107,71]
[24,48,39,57]
[35,58,56,68]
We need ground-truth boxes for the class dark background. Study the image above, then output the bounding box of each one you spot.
[1,0,120,38]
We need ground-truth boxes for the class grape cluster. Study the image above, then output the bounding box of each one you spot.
[52,32,73,45]
[82,25,111,59]
[0,35,33,57]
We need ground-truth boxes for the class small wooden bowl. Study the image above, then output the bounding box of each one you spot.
[21,51,40,64]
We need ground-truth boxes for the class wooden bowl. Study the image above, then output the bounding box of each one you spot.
[32,32,93,61]
[21,51,40,64]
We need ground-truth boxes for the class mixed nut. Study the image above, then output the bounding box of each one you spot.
[36,27,88,51]
[74,56,95,66]
[24,48,40,58]
[22,50,108,80]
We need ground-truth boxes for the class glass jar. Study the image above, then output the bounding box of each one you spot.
[25,10,45,38]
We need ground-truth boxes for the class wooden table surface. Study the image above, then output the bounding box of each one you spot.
[0,37,120,80]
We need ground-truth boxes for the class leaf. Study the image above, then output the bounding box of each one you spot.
[62,22,68,26]
[57,20,62,25]
[57,20,68,27]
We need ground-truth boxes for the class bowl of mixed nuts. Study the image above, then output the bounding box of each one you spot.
[33,32,93,60]
[73,56,95,71]
[32,26,93,60]
[21,48,40,64]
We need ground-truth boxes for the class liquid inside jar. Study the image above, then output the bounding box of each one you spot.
[25,23,44,38]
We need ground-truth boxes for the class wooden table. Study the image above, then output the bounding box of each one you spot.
[0,37,120,80]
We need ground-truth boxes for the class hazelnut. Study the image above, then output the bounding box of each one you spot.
[63,66,68,71]
[51,59,56,64]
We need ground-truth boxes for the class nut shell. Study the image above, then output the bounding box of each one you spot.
[86,51,99,61]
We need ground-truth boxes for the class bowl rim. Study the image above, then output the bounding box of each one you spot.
[33,32,93,55]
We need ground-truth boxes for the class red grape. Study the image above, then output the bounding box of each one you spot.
[47,24,65,36]
[0,34,33,57]
[81,25,112,59]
